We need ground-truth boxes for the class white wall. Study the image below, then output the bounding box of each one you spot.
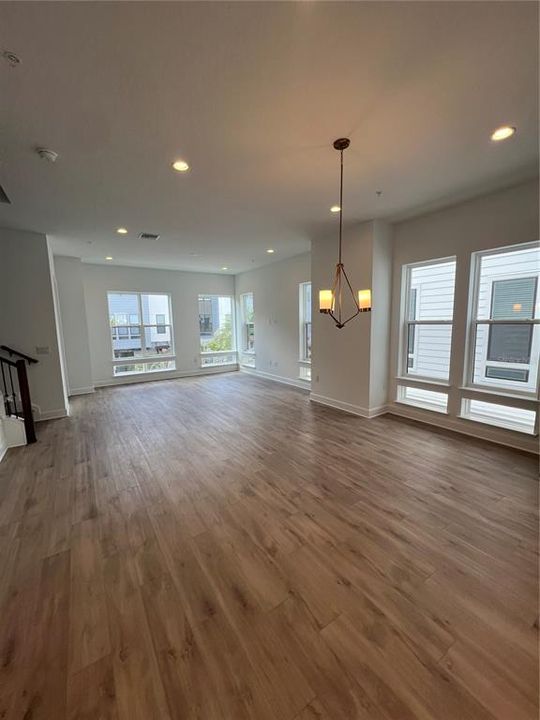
[311,223,373,411]
[54,256,94,395]
[389,179,539,453]
[369,221,392,411]
[311,220,391,416]
[0,228,68,419]
[80,262,235,386]
[234,253,311,387]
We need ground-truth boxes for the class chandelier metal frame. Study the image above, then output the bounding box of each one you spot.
[320,137,371,329]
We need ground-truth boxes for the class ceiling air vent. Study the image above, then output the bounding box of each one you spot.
[138,232,160,241]
[0,183,11,204]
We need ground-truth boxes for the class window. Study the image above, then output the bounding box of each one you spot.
[198,296,214,336]
[240,292,255,367]
[198,295,236,367]
[107,292,175,376]
[461,398,536,435]
[299,282,312,380]
[402,258,457,381]
[397,385,448,413]
[468,244,539,395]
[299,282,312,361]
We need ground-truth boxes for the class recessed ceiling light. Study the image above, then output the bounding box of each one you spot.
[491,126,516,142]
[266,248,275,254]
[172,159,190,173]
[1,50,22,68]
[105,256,113,261]
[116,227,128,234]
[36,148,58,163]
[330,205,341,213]
[221,266,229,271]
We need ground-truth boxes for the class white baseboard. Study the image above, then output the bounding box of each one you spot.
[69,386,95,396]
[240,367,311,391]
[94,364,239,389]
[310,393,388,419]
[387,402,539,455]
[35,408,69,422]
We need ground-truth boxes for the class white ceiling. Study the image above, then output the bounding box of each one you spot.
[0,1,537,274]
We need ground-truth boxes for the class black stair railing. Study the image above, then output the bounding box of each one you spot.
[0,349,37,444]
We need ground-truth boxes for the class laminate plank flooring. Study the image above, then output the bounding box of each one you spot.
[0,373,538,719]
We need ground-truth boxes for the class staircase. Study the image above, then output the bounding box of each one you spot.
[0,345,38,458]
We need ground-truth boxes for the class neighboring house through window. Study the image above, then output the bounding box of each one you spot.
[299,282,312,380]
[240,292,255,367]
[461,242,539,434]
[198,295,236,367]
[107,292,175,376]
[397,257,457,413]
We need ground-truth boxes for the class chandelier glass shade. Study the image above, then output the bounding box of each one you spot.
[319,138,372,328]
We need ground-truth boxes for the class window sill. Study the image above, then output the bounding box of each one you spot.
[395,399,448,415]
[113,366,177,378]
[459,386,539,403]
[200,362,238,368]
[396,376,450,388]
[112,355,176,364]
[200,350,236,356]
[458,413,537,436]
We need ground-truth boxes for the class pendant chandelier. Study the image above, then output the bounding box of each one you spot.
[319,138,372,328]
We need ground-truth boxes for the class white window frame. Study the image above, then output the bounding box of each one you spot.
[108,291,175,375]
[465,242,540,400]
[198,294,237,368]
[460,396,537,435]
[399,256,456,383]
[299,282,312,380]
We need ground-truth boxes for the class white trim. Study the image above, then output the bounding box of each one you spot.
[387,401,538,454]
[94,364,238,388]
[395,399,447,415]
[459,385,539,407]
[0,443,8,463]
[240,366,310,391]
[310,393,388,419]
[112,354,176,366]
[458,409,536,436]
[465,243,539,394]
[35,408,69,421]
[396,376,450,389]
[200,350,237,356]
[68,386,95,396]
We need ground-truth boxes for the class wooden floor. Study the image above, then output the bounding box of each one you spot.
[0,373,538,720]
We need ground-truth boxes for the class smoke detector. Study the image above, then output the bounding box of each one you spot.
[36,148,59,163]
[1,50,21,68]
